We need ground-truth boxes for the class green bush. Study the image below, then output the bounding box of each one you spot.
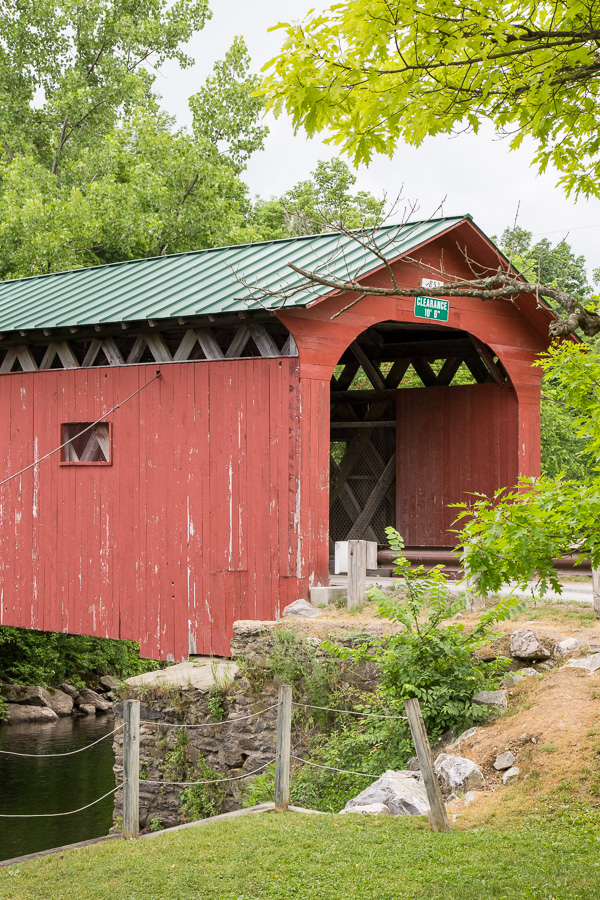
[332,527,520,742]
[0,625,163,687]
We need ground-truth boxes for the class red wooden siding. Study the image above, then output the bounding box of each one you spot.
[396,384,519,546]
[0,358,304,659]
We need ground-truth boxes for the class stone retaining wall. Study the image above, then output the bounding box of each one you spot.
[113,620,315,832]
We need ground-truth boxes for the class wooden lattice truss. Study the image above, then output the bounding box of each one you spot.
[0,314,297,372]
[329,323,509,547]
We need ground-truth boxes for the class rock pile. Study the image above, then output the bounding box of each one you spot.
[1,678,119,723]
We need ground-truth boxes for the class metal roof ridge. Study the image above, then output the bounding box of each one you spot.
[0,216,469,288]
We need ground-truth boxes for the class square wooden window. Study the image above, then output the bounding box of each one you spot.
[60,423,111,465]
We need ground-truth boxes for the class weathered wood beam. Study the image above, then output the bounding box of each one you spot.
[0,348,17,372]
[101,337,125,366]
[16,345,38,371]
[40,344,58,370]
[331,389,398,402]
[346,453,396,540]
[55,340,80,369]
[469,335,507,385]
[195,327,224,360]
[411,358,437,388]
[385,359,410,389]
[333,360,360,391]
[247,322,279,358]
[331,421,396,428]
[82,339,103,367]
[144,333,172,363]
[350,341,386,393]
[434,356,462,386]
[173,329,198,362]
[281,333,298,357]
[126,335,147,364]
[225,325,251,359]
[330,400,390,504]
[464,354,491,384]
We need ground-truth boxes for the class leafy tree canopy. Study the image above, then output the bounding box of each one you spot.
[247,158,383,241]
[457,342,600,600]
[263,0,600,197]
[0,2,267,276]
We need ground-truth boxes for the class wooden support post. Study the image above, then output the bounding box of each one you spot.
[404,698,451,833]
[274,685,292,812]
[348,540,368,609]
[122,699,140,839]
[593,568,600,620]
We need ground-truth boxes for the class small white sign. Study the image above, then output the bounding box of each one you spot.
[421,278,445,289]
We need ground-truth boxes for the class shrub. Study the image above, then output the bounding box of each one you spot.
[329,527,520,742]
[0,626,163,686]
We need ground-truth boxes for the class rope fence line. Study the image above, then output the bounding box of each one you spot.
[142,759,277,787]
[290,754,381,779]
[0,724,124,757]
[292,702,408,720]
[0,783,124,818]
[138,704,277,728]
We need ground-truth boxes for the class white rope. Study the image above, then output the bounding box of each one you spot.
[291,755,381,779]
[139,704,277,728]
[293,702,407,720]
[0,783,124,818]
[143,759,276,786]
[0,724,123,757]
[0,372,161,488]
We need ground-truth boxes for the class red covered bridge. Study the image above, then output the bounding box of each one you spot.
[0,216,554,658]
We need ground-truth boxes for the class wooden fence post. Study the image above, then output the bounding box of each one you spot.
[274,684,292,812]
[404,698,450,833]
[348,540,367,609]
[122,699,140,839]
[593,567,600,620]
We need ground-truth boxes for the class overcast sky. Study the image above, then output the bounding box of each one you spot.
[157,0,600,278]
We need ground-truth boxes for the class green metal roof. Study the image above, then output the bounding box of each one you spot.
[0,217,467,332]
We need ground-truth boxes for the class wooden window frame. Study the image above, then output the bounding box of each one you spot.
[59,422,113,466]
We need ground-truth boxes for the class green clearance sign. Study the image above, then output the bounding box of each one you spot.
[414,295,449,322]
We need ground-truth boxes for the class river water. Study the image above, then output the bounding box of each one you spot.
[0,715,117,862]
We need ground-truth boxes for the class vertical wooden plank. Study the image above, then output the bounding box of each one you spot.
[404,698,450,833]
[347,540,367,608]
[122,699,140,839]
[274,684,292,812]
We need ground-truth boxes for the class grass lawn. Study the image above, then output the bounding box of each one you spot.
[1,808,599,900]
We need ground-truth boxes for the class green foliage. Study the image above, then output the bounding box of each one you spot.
[263,0,600,198]
[0,625,162,687]
[0,3,268,276]
[162,731,226,821]
[457,342,600,596]
[261,628,343,712]
[497,227,592,304]
[330,528,516,742]
[247,159,382,240]
[207,686,228,722]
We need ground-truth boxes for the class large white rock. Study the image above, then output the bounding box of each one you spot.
[434,754,485,793]
[502,766,520,785]
[342,770,430,817]
[46,688,74,717]
[6,704,58,724]
[555,638,580,657]
[472,690,508,711]
[493,751,516,771]
[510,629,551,661]
[282,599,323,619]
[567,653,600,673]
